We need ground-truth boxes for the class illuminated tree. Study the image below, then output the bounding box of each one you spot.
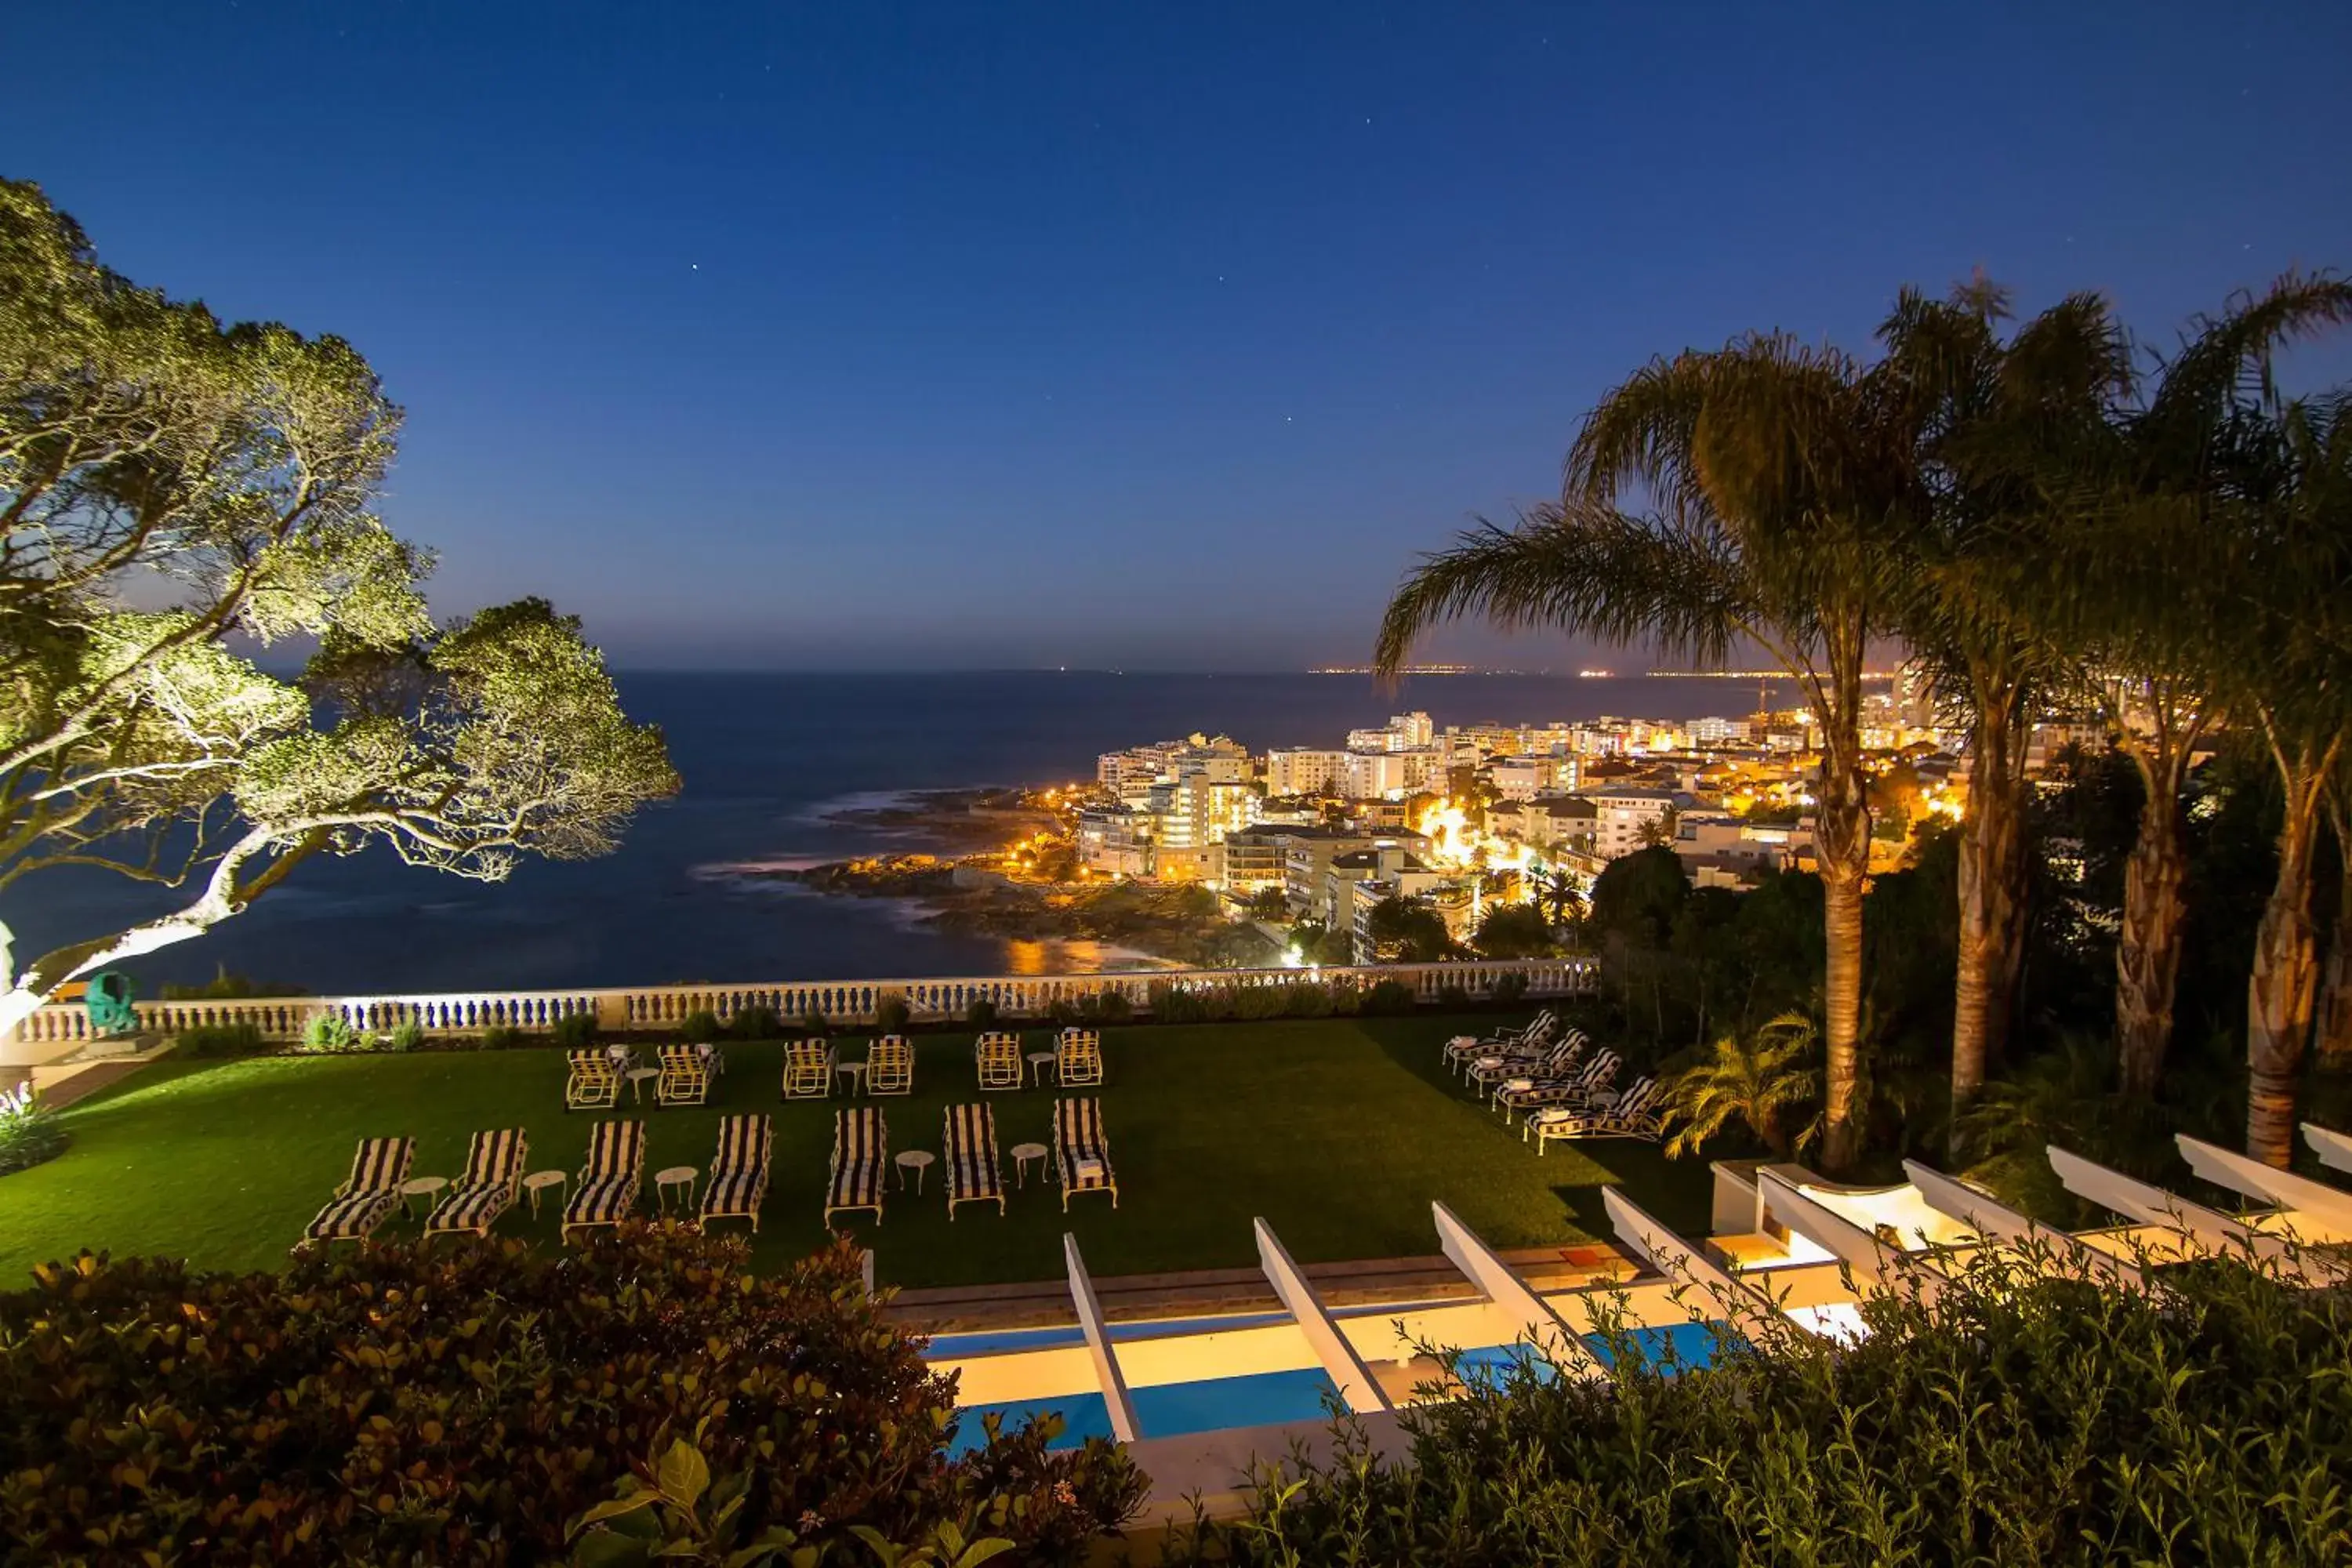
[0,180,677,1037]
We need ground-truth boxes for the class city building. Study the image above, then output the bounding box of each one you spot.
[1587,787,1689,859]
[1263,748,1347,797]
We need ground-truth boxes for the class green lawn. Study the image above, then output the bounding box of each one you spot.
[0,1015,1711,1291]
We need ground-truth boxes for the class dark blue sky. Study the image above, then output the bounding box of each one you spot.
[9,2,2351,670]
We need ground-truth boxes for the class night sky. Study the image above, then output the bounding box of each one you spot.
[9,2,2351,670]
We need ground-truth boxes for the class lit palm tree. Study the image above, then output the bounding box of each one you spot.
[1659,1012,1821,1160]
[1379,332,1926,1174]
[2021,277,2352,1103]
[1536,867,1586,931]
[1871,282,2130,1117]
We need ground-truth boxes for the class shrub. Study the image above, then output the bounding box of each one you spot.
[0,1083,67,1176]
[479,1024,532,1051]
[965,996,1000,1029]
[298,1013,359,1054]
[0,1232,1144,1564]
[798,1008,831,1036]
[173,1021,266,1058]
[1436,982,1472,1010]
[1044,997,1082,1028]
[1167,1245,2352,1567]
[876,993,912,1033]
[677,1010,724,1044]
[550,1011,600,1048]
[1083,989,1134,1023]
[387,1019,427,1053]
[1229,982,1292,1021]
[1282,981,1336,1018]
[1492,971,1530,1006]
[1362,978,1418,1015]
[727,1004,782,1041]
[1146,981,1210,1025]
[158,967,307,1000]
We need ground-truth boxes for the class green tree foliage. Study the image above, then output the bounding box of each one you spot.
[0,179,676,1028]
[1585,847,1688,948]
[1365,895,1453,962]
[0,1232,1142,1564]
[1469,902,1554,959]
[1171,1247,2352,1566]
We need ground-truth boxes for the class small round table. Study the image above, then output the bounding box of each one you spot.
[1010,1142,1048,1187]
[835,1061,869,1096]
[1025,1051,1058,1087]
[655,1165,698,1214]
[626,1067,662,1104]
[398,1174,447,1217]
[895,1149,935,1193]
[522,1170,568,1218]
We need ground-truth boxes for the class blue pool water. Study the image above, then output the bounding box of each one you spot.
[927,1312,1298,1359]
[1583,1320,1735,1370]
[949,1367,1341,1454]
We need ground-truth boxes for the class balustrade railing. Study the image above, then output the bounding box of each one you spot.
[11,956,1595,1047]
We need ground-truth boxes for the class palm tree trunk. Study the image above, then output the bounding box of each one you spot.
[1952,693,2030,1112]
[2321,807,2352,1069]
[2116,746,2192,1099]
[2245,747,2334,1167]
[1814,670,1872,1174]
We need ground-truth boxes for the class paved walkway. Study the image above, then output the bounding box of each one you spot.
[6,1056,158,1111]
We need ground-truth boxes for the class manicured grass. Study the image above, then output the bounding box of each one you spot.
[0,1016,1711,1291]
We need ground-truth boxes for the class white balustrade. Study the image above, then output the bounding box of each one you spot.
[12,956,1595,1045]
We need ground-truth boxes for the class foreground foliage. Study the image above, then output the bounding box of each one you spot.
[0,1229,1141,1566]
[1173,1243,2352,1566]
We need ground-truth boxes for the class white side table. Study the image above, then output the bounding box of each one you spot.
[655,1165,698,1213]
[1010,1142,1048,1187]
[626,1067,662,1104]
[1025,1051,1058,1087]
[835,1061,869,1097]
[399,1174,447,1218]
[523,1169,568,1218]
[895,1149,935,1193]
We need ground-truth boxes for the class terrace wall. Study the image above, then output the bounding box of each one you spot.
[5,956,1595,1056]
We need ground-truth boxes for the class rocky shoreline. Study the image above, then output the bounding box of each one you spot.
[752,787,1279,968]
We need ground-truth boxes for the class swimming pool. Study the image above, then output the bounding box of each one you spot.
[1452,1320,1737,1388]
[948,1367,1342,1454]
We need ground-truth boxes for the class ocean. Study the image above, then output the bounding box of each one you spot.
[13,672,1773,998]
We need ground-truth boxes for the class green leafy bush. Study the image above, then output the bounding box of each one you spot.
[965,996,1000,1029]
[1280,982,1337,1018]
[387,1019,427,1053]
[172,1021,267,1058]
[550,1011,600,1048]
[1228,982,1292,1021]
[876,993,912,1033]
[677,1010,724,1044]
[1491,971,1530,1006]
[0,1232,1142,1564]
[1044,997,1083,1028]
[1168,1244,2352,1567]
[1145,981,1208,1024]
[1362,978,1419,1015]
[478,1024,532,1051]
[1436,983,1472,1010]
[727,1004,782,1041]
[1082,989,1134,1023]
[298,1013,360,1054]
[798,1008,830,1037]
[0,1083,66,1176]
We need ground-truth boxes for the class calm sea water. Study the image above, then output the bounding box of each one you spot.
[13,672,1767,996]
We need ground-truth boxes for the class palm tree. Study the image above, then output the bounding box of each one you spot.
[2216,393,2352,1164]
[1535,867,1586,933]
[1379,332,1926,1174]
[2025,277,2352,1101]
[1633,803,1682,849]
[1870,284,2129,1118]
[1659,1012,1821,1160]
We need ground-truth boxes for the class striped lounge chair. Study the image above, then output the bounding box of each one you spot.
[1496,1050,1622,1124]
[656,1043,711,1106]
[975,1032,1024,1091]
[561,1119,646,1242]
[943,1102,1004,1219]
[1054,1028,1104,1087]
[1527,1076,1666,1153]
[1052,1097,1118,1212]
[1469,1033,1588,1102]
[866,1035,915,1095]
[299,1136,414,1247]
[565,1049,622,1110]
[782,1038,835,1100]
[700,1114,773,1232]
[823,1106,888,1226]
[423,1128,530,1240]
[1443,1011,1557,1078]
